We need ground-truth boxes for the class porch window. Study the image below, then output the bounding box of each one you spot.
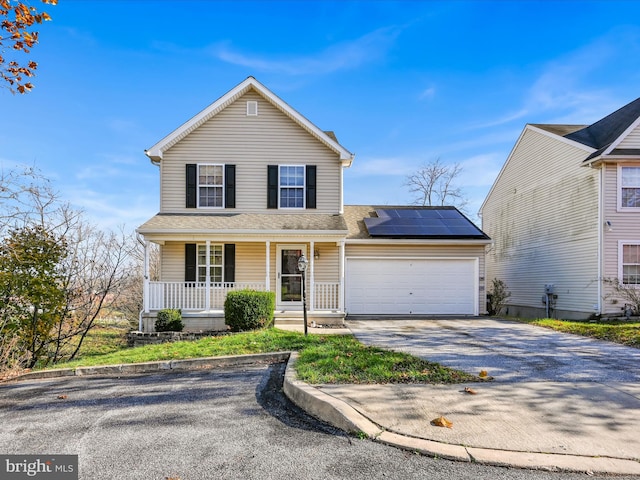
[279,165,305,208]
[620,166,640,209]
[621,244,640,285]
[198,164,224,208]
[198,244,223,283]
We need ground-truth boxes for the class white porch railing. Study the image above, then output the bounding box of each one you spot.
[314,282,339,310]
[148,282,266,311]
[147,281,341,312]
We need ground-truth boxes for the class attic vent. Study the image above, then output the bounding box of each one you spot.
[246,101,258,116]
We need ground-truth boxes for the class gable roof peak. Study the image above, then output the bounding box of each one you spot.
[145,77,354,165]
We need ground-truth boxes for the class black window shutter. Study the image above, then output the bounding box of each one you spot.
[225,164,236,208]
[186,164,197,208]
[224,244,235,283]
[267,165,278,209]
[185,244,196,282]
[306,165,317,209]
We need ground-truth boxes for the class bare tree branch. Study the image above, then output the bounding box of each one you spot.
[404,158,469,211]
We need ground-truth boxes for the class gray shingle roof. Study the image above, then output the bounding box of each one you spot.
[138,212,348,234]
[564,97,640,154]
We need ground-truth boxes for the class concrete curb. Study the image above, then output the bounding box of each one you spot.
[3,352,292,382]
[282,353,640,476]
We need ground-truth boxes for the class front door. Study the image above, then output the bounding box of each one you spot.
[276,245,306,309]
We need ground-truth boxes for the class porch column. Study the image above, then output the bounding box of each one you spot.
[309,241,315,312]
[143,240,150,314]
[265,241,270,291]
[205,240,211,311]
[339,239,345,313]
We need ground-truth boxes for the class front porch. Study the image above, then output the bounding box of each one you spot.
[140,280,344,332]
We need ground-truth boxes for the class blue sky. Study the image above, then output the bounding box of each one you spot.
[2,0,640,230]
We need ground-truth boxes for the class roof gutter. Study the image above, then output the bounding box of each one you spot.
[346,238,493,246]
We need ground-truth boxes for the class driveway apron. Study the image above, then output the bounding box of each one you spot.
[325,318,640,463]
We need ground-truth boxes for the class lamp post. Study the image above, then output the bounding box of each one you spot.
[297,254,309,336]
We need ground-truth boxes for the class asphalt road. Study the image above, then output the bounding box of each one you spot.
[0,363,623,480]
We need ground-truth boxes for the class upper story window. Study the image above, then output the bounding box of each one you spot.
[267,164,316,210]
[620,166,640,209]
[197,244,223,283]
[621,243,640,285]
[198,164,224,208]
[279,165,305,208]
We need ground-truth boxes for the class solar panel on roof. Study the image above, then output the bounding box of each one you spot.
[364,208,487,239]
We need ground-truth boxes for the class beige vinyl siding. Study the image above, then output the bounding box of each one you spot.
[236,243,267,282]
[601,162,640,313]
[346,243,486,314]
[482,127,600,317]
[617,124,640,148]
[312,243,339,283]
[161,242,185,282]
[160,91,342,214]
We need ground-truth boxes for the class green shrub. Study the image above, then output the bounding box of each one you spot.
[224,289,275,332]
[155,309,184,332]
[487,278,511,316]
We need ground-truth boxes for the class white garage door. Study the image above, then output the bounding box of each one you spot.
[346,258,477,315]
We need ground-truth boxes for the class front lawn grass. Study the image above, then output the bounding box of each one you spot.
[48,328,479,384]
[516,318,640,348]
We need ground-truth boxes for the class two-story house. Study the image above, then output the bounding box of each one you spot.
[480,97,640,320]
[137,77,490,331]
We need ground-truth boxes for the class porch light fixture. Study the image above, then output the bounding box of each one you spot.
[605,220,613,232]
[297,255,309,336]
[314,249,320,260]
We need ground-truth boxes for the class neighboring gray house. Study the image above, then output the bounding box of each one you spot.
[481,97,640,319]
[137,77,491,331]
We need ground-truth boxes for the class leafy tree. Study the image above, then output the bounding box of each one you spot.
[0,224,67,367]
[0,0,56,93]
[404,158,469,211]
[0,166,137,371]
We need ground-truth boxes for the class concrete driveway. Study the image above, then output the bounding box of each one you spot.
[331,317,640,466]
[346,318,640,383]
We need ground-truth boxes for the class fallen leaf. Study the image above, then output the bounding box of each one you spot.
[431,416,453,428]
[479,370,488,378]
[464,387,477,395]
[57,395,67,400]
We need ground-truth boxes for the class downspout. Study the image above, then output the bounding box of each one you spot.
[597,165,603,316]
[136,233,150,331]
